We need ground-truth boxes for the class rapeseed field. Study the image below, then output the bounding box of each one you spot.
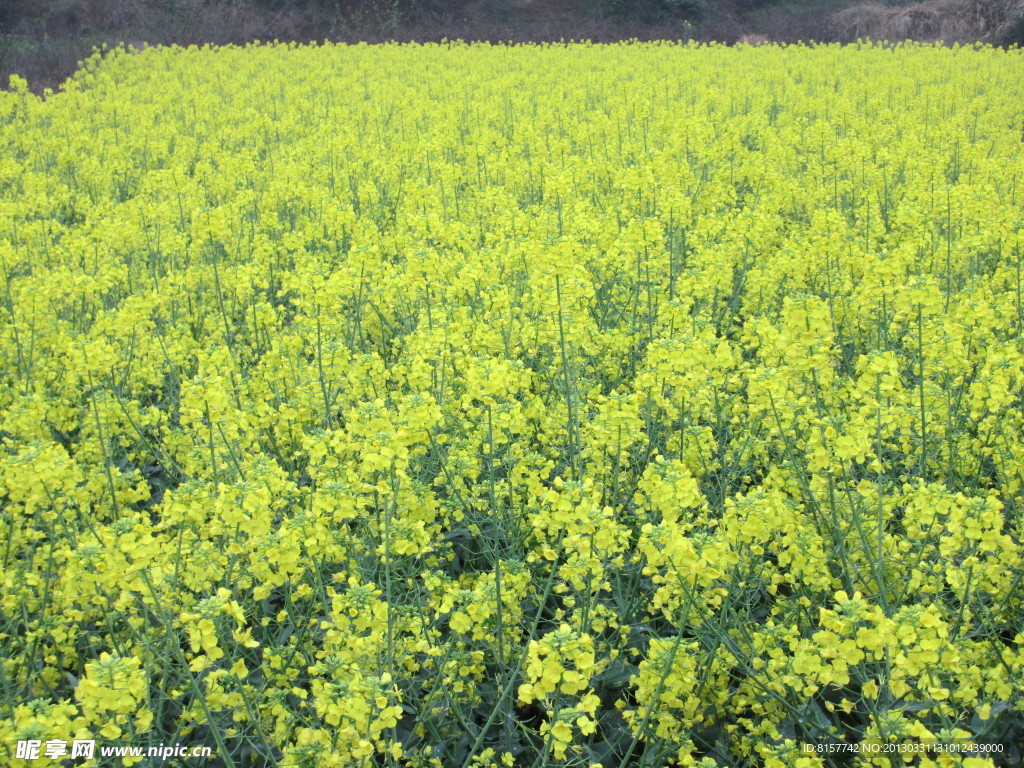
[1,40,1023,767]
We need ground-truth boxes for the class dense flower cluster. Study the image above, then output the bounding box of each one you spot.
[1,40,1023,767]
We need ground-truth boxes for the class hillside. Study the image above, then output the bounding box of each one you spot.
[2,0,1024,92]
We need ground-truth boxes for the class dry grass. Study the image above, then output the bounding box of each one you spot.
[830,0,1024,43]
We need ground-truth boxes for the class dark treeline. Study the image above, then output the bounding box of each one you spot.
[2,0,1023,92]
